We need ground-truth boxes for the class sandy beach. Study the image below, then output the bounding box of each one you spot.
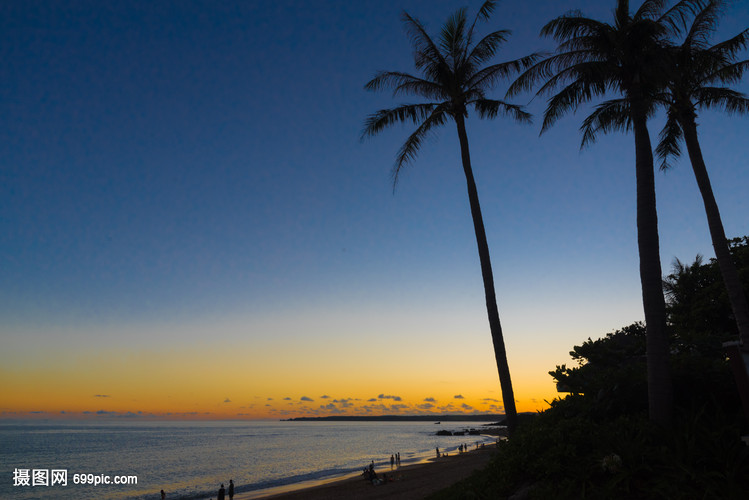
[235,445,497,500]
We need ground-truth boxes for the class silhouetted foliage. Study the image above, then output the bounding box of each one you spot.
[508,0,705,426]
[655,0,749,347]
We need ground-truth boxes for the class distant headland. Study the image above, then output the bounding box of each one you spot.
[280,414,506,423]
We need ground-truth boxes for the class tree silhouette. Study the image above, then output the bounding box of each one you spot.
[508,0,701,426]
[654,0,749,348]
[362,0,537,433]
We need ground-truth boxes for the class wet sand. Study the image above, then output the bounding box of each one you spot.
[237,446,497,500]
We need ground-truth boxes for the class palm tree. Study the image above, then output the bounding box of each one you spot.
[361,0,537,434]
[654,0,749,348]
[508,0,700,426]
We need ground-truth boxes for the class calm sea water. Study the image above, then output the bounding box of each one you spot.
[0,420,499,499]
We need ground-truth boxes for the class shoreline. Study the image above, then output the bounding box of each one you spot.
[234,443,499,500]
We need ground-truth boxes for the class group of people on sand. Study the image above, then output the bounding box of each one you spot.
[363,453,403,485]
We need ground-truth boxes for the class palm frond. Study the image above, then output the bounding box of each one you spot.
[683,0,721,50]
[506,50,601,97]
[466,30,510,67]
[655,110,684,170]
[467,53,541,92]
[541,12,607,42]
[476,0,497,23]
[702,59,749,86]
[709,27,749,60]
[659,0,711,36]
[694,87,749,113]
[402,11,446,72]
[541,78,599,134]
[466,0,498,51]
[365,71,442,99]
[361,103,438,140]
[440,7,468,62]
[580,98,631,148]
[392,107,448,187]
[473,98,533,123]
[635,0,669,21]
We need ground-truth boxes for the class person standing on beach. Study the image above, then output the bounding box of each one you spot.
[228,479,234,500]
[390,454,395,469]
[161,490,165,500]
[217,483,225,500]
[436,447,440,458]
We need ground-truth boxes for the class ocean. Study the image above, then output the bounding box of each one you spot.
[0,419,500,499]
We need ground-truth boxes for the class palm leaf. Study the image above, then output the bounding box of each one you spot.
[580,98,631,148]
[402,11,445,73]
[473,98,532,123]
[392,107,448,187]
[655,110,684,170]
[466,30,511,67]
[468,53,541,92]
[361,103,438,139]
[694,87,749,113]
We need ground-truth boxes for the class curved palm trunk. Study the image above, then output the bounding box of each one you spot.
[679,116,749,347]
[454,113,518,434]
[632,100,673,426]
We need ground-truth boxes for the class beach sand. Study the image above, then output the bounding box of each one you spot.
[236,446,497,500]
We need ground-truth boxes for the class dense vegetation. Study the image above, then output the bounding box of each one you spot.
[365,0,748,434]
[430,238,749,499]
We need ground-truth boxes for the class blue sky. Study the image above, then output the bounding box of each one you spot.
[2,0,748,417]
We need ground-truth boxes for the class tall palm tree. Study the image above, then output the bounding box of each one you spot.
[362,0,537,434]
[508,0,700,426]
[654,0,749,347]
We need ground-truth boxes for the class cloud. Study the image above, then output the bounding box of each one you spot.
[300,396,314,402]
[367,398,377,402]
[424,397,437,402]
[94,394,110,398]
[267,398,274,401]
[320,395,331,399]
[117,411,141,418]
[378,394,402,401]
[283,397,292,401]
[482,398,500,403]
[417,403,435,410]
[320,403,345,414]
[461,403,474,411]
[453,395,465,399]
[224,398,232,403]
[96,410,116,415]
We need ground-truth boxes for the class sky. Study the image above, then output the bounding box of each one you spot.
[2,0,748,420]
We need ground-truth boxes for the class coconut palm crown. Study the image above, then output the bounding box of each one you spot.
[654,0,749,347]
[362,0,538,433]
[507,0,703,426]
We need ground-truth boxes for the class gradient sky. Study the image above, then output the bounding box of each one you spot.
[2,0,748,420]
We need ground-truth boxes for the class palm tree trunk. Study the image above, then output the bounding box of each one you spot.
[454,113,518,434]
[680,116,749,347]
[632,100,673,426]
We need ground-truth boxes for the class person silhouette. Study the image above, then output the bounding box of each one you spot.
[228,479,234,500]
[161,490,165,500]
[218,483,225,500]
